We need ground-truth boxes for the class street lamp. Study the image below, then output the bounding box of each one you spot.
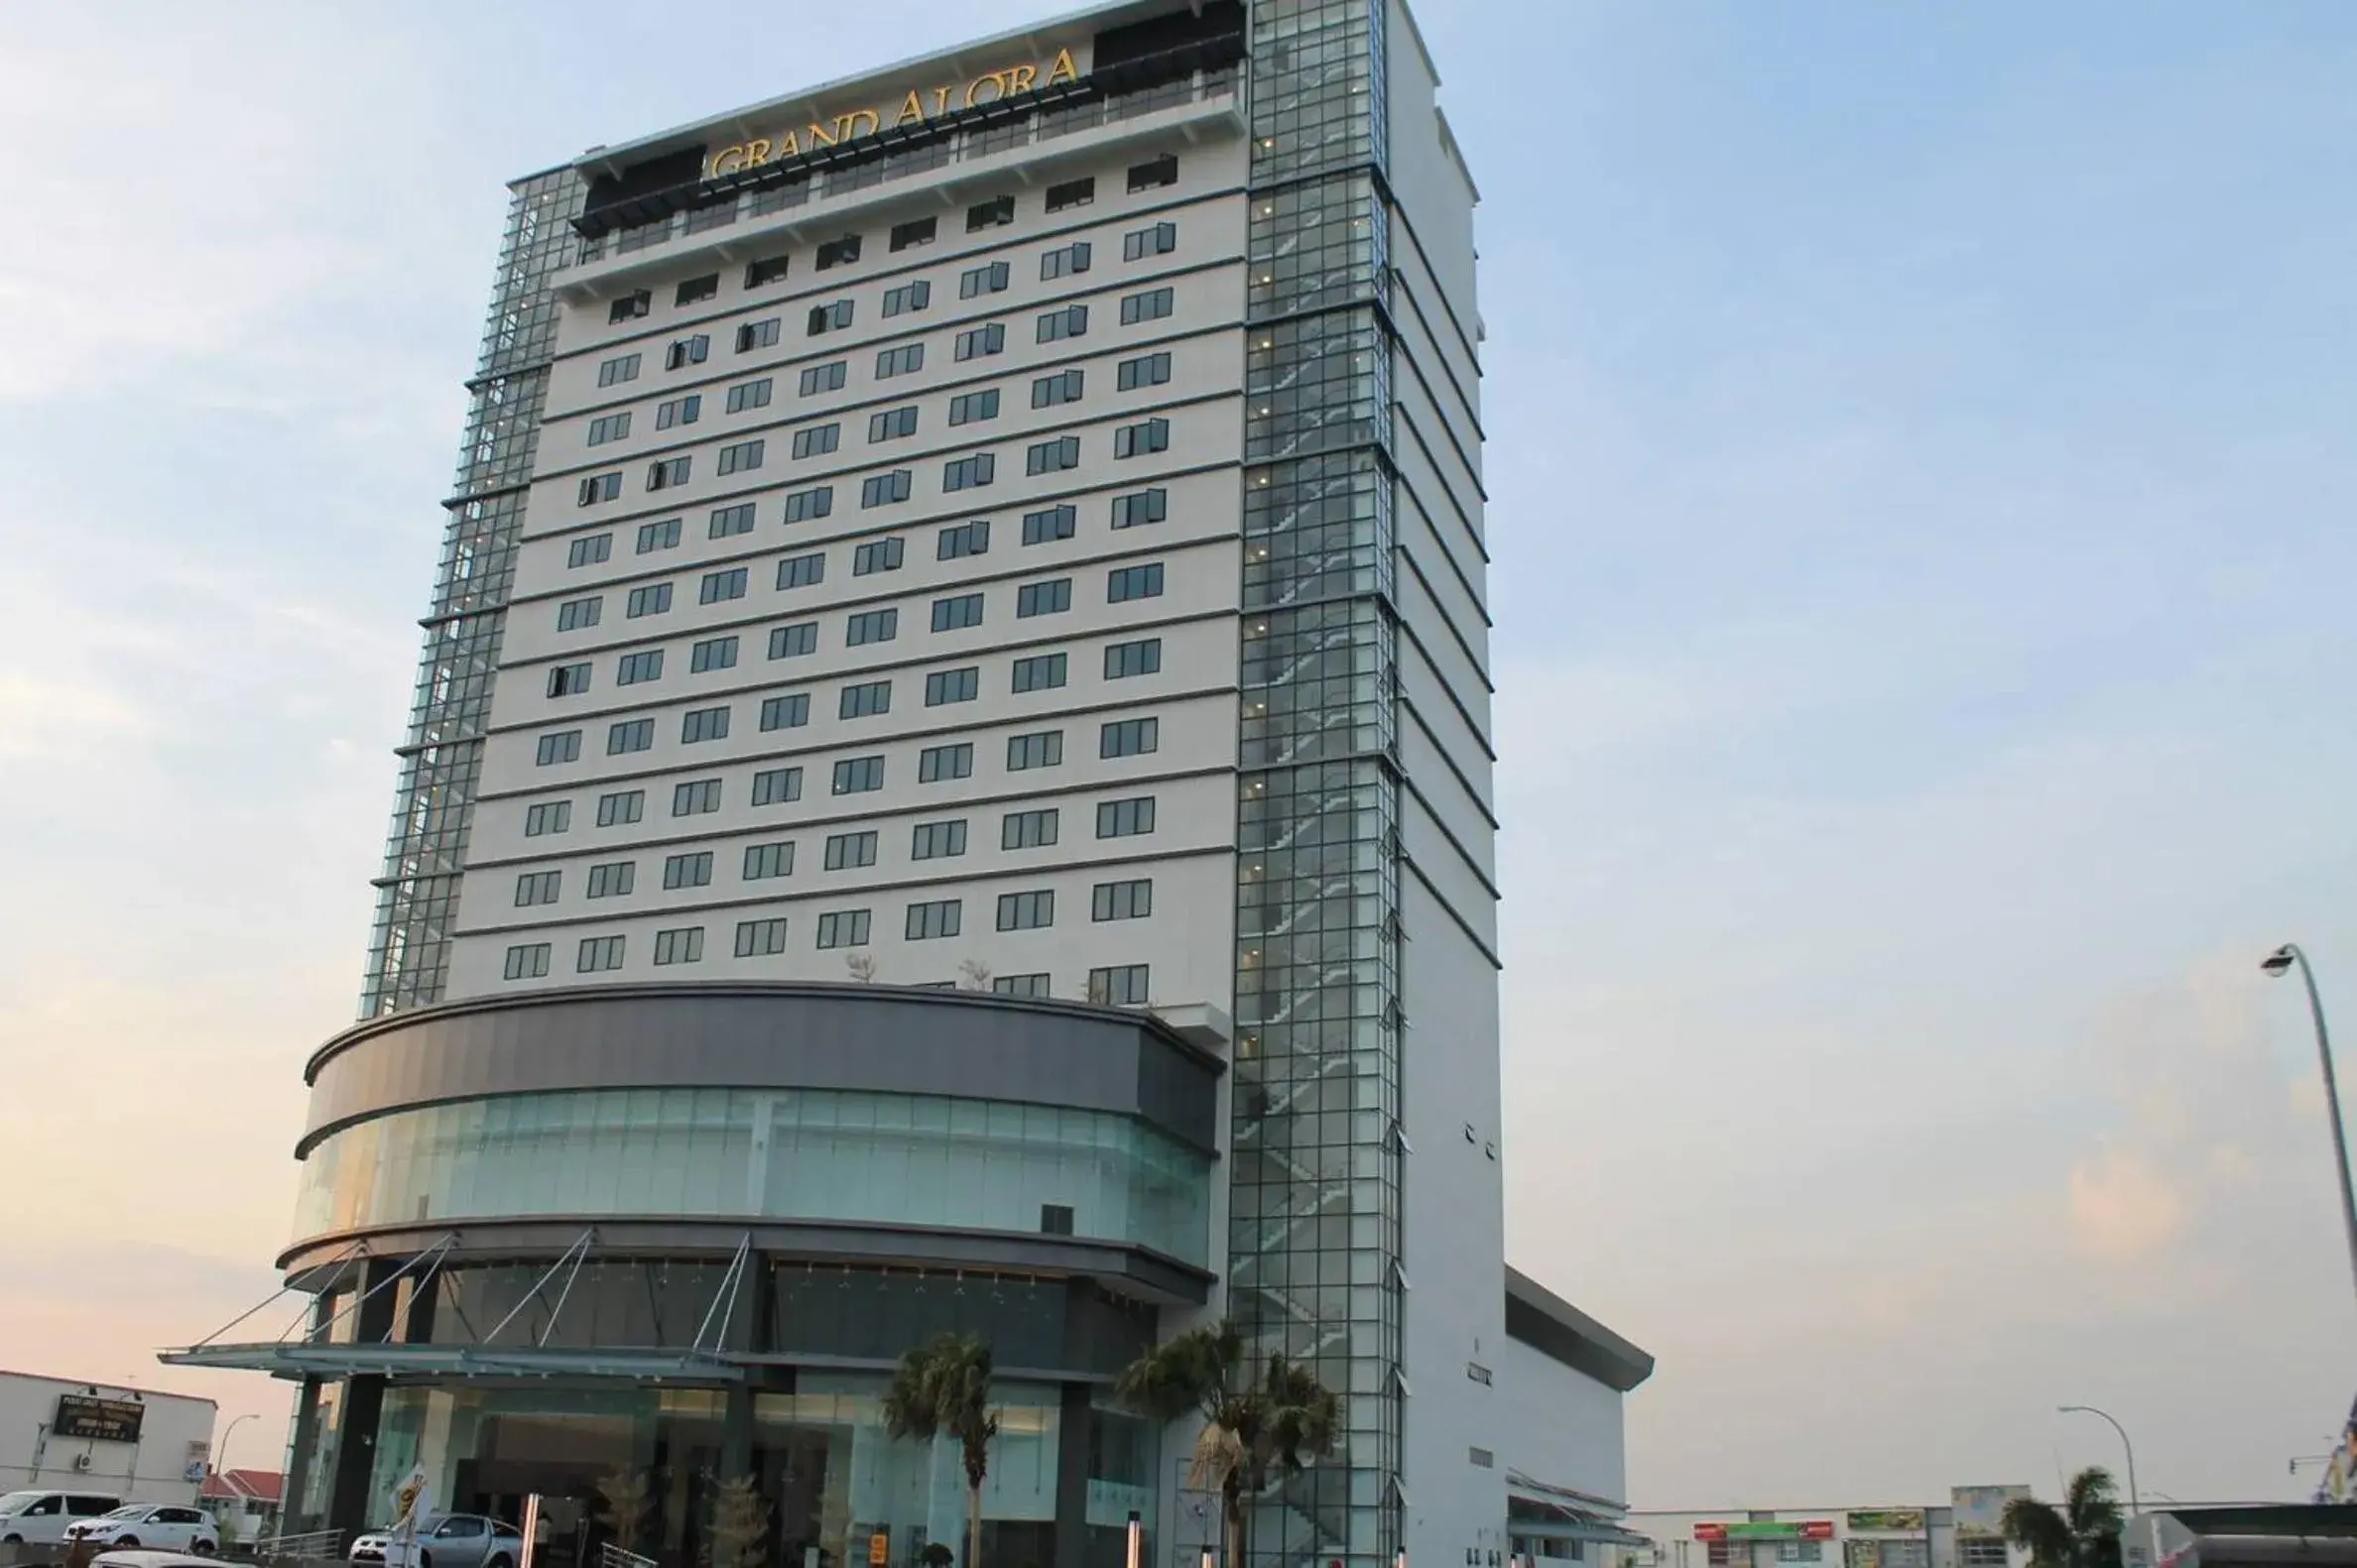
[2262,944,2357,1303]
[2058,1405,2142,1517]
[211,1412,257,1477]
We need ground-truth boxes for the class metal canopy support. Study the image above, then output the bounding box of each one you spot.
[187,1237,366,1352]
[691,1234,754,1355]
[483,1229,596,1346]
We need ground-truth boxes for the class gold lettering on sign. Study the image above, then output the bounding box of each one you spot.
[805,119,835,148]
[745,137,772,166]
[932,84,953,115]
[1045,47,1077,85]
[700,49,1087,178]
[965,71,1007,109]
[896,90,926,127]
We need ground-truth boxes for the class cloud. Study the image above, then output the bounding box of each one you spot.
[2068,1149,2184,1263]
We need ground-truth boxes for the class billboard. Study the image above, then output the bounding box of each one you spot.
[1847,1513,1926,1532]
[53,1394,144,1444]
[1952,1486,2032,1540]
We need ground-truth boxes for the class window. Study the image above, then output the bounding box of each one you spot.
[1026,436,1080,474]
[691,635,740,672]
[665,333,711,371]
[744,841,795,880]
[515,870,560,906]
[1017,577,1071,617]
[1036,304,1087,343]
[875,343,926,379]
[607,718,653,755]
[577,935,627,973]
[664,851,715,890]
[769,620,818,659]
[536,730,581,766]
[997,890,1055,930]
[1011,653,1067,693]
[558,596,603,632]
[737,917,791,957]
[658,394,702,428]
[1121,287,1176,325]
[1041,240,1091,280]
[1046,176,1095,212]
[737,317,782,352]
[1114,417,1170,458]
[832,755,885,794]
[1032,369,1084,409]
[967,194,1016,232]
[654,927,705,966]
[1096,795,1156,837]
[647,455,690,490]
[708,503,756,540]
[1111,487,1168,529]
[813,828,871,871]
[994,973,1051,999]
[942,452,996,492]
[586,412,631,446]
[783,485,833,524]
[845,608,898,646]
[1089,964,1151,1005]
[714,439,764,476]
[853,539,906,576]
[868,405,919,441]
[815,234,862,270]
[597,352,642,387]
[567,533,613,568]
[800,360,847,396]
[860,470,913,508]
[525,800,571,836]
[682,705,731,744]
[673,778,723,815]
[1007,730,1063,771]
[777,551,825,590]
[760,692,811,731]
[1100,717,1159,757]
[920,742,973,783]
[578,472,623,506]
[792,423,841,461]
[807,300,854,335]
[504,943,552,980]
[912,819,968,860]
[1022,505,1076,544]
[1127,153,1178,192]
[1118,352,1173,392]
[608,291,651,324]
[676,273,719,306]
[617,649,665,684]
[637,519,682,553]
[889,216,937,252]
[906,900,961,940]
[882,280,931,316]
[1107,562,1165,602]
[751,767,803,805]
[839,679,892,719]
[1093,878,1153,921]
[926,665,979,706]
[948,390,1000,426]
[931,593,984,632]
[587,861,636,898]
[700,566,749,603]
[596,789,644,827]
[955,321,1006,360]
[746,254,790,288]
[816,908,872,949]
[725,378,773,415]
[1123,220,1178,261]
[549,662,591,697]
[937,519,991,559]
[1954,1547,2002,1568]
[1105,638,1162,678]
[1002,808,1059,850]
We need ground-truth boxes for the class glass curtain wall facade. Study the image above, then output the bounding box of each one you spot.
[362,169,581,1016]
[1232,3,1404,1564]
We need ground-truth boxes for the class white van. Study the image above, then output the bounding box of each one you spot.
[0,1492,125,1548]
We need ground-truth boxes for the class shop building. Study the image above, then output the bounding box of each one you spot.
[0,1371,214,1505]
[1612,1494,2036,1568]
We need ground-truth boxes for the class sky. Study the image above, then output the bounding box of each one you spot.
[3,0,2354,1514]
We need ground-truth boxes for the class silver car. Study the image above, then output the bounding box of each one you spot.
[349,1515,522,1568]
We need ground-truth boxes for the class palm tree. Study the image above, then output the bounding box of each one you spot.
[1112,1317,1340,1568]
[881,1331,1001,1568]
[2003,1468,2127,1568]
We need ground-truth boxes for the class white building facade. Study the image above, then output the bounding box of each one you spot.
[0,1372,214,1505]
[1614,1495,2038,1568]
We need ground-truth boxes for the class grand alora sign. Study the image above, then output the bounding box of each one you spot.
[707,49,1081,178]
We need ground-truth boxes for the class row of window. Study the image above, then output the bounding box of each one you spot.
[519,717,1162,839]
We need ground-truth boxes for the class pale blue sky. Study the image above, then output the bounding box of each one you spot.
[3,0,2353,1508]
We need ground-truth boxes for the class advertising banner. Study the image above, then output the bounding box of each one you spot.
[1847,1513,1926,1532]
[1952,1487,2030,1540]
[53,1395,144,1443]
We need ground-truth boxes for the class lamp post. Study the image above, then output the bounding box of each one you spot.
[211,1413,257,1479]
[2262,944,2357,1303]
[2057,1405,2141,1517]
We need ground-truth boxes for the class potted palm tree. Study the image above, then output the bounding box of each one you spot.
[882,1332,1001,1568]
[1112,1317,1339,1568]
[2002,1469,2127,1568]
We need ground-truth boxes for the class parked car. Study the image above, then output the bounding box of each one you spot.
[349,1515,521,1568]
[0,1494,125,1548]
[62,1505,218,1554]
